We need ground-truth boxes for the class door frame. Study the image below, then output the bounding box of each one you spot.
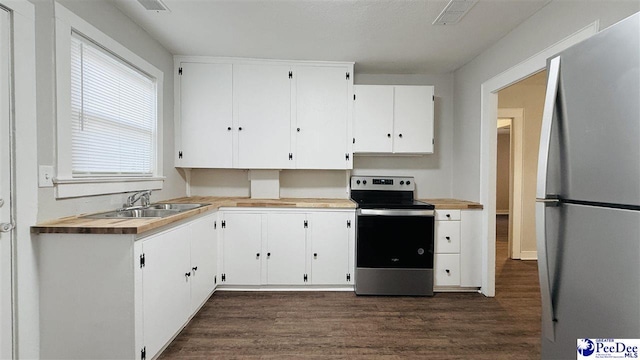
[0,5,12,359]
[497,108,524,260]
[478,22,598,296]
[0,1,37,358]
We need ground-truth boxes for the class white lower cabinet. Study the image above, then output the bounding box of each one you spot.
[309,211,354,285]
[220,209,355,287]
[434,209,482,290]
[37,212,218,360]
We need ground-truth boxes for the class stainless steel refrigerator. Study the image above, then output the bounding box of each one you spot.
[536,12,640,359]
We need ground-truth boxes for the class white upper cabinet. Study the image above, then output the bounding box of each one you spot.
[177,62,233,167]
[353,85,394,152]
[175,57,354,170]
[293,65,351,169]
[354,85,434,154]
[393,86,434,153]
[234,63,292,169]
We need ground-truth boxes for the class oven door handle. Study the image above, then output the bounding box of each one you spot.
[357,209,435,217]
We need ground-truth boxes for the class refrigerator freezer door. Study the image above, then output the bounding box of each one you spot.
[540,203,640,359]
[544,13,639,206]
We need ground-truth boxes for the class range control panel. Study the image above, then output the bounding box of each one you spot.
[350,176,416,191]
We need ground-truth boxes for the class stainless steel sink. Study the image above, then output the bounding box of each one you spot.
[84,208,180,219]
[147,203,209,211]
[82,203,209,219]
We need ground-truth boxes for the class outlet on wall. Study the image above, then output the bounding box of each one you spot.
[39,165,55,187]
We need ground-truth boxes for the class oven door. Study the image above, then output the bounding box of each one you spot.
[356,209,434,269]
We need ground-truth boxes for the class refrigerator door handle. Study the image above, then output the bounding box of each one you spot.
[536,56,561,199]
[536,201,556,341]
[536,56,561,342]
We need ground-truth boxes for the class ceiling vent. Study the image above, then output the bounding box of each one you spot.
[433,0,478,25]
[137,0,170,12]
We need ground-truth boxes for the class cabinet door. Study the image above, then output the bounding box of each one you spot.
[353,85,393,153]
[265,213,307,285]
[393,86,434,153]
[178,62,233,167]
[234,64,292,169]
[221,213,262,285]
[142,227,191,359]
[189,214,217,314]
[294,66,350,169]
[309,212,351,285]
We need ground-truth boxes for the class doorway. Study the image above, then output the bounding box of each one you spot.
[0,6,13,359]
[478,22,598,296]
[496,71,547,263]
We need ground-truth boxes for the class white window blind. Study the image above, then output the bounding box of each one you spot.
[70,32,156,176]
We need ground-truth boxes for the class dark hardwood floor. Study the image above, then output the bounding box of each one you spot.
[160,215,541,359]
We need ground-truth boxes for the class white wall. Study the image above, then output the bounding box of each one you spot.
[452,1,640,202]
[32,0,185,221]
[496,131,510,213]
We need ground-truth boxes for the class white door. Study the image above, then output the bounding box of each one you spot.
[393,86,434,153]
[353,85,394,153]
[221,212,262,285]
[293,66,349,169]
[178,62,233,168]
[234,64,292,169]
[265,213,306,285]
[189,214,216,313]
[309,212,350,285]
[0,8,12,359]
[142,228,191,359]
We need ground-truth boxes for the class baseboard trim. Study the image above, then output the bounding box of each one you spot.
[520,251,538,260]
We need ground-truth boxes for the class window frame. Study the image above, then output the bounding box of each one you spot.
[54,3,164,198]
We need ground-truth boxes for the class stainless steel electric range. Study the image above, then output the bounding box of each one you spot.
[350,176,435,296]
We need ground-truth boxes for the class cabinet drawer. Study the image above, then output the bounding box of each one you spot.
[434,254,460,286]
[435,210,460,221]
[435,221,460,253]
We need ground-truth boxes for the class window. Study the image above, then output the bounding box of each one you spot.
[70,33,156,176]
[55,4,164,198]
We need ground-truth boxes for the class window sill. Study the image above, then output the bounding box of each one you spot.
[54,176,165,199]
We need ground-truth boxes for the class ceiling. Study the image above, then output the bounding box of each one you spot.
[110,0,550,74]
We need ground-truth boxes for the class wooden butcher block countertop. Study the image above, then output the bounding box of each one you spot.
[32,197,356,235]
[419,198,484,210]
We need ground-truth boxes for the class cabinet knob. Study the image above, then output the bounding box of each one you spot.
[256,253,260,258]
[185,272,191,278]
[238,127,243,131]
[399,134,403,138]
[227,127,232,131]
[314,253,318,258]
[446,236,451,241]
[297,128,301,132]
[445,269,450,274]
[192,266,198,272]
[387,133,391,138]
[446,214,451,218]
[267,252,271,257]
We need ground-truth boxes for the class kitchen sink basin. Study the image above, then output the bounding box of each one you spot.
[147,203,209,211]
[84,208,180,219]
[82,203,209,219]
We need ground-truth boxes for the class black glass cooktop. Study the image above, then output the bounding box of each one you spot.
[351,189,435,210]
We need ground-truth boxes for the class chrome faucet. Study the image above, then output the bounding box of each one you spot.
[124,190,152,209]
